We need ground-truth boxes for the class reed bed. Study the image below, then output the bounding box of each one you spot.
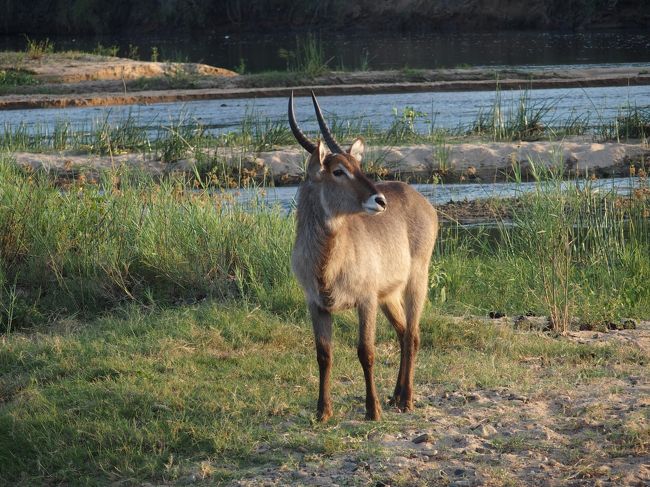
[1,91,648,162]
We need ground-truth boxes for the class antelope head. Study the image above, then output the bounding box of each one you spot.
[289,91,387,217]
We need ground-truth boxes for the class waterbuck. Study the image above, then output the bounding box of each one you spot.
[289,92,439,421]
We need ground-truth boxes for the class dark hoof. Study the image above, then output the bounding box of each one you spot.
[399,401,414,412]
[317,408,333,422]
[365,408,382,421]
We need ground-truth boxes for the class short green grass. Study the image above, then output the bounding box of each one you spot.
[1,302,644,485]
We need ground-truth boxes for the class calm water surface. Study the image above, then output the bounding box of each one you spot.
[1,30,649,72]
[232,177,642,213]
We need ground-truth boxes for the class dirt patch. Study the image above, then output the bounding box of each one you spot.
[228,322,649,486]
[5,53,236,83]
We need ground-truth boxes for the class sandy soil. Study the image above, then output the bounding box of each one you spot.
[1,54,649,109]
[10,138,650,188]
[227,319,649,487]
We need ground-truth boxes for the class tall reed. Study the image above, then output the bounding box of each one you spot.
[1,155,648,332]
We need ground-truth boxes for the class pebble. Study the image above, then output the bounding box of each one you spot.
[479,424,498,438]
[412,433,432,444]
[507,393,528,402]
[391,456,410,467]
[423,450,439,460]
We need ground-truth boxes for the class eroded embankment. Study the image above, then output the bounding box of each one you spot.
[10,139,650,186]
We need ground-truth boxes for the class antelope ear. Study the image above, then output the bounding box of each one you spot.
[318,139,329,164]
[307,140,329,180]
[348,138,365,162]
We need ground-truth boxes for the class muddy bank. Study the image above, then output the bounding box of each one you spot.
[2,63,649,110]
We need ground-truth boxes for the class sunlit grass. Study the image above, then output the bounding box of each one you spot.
[1,302,644,485]
[1,156,649,333]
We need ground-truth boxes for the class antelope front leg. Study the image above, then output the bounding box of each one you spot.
[358,299,381,420]
[309,302,333,422]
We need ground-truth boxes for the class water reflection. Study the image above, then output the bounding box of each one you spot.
[1,30,649,72]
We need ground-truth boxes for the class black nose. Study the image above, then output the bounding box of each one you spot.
[375,195,386,209]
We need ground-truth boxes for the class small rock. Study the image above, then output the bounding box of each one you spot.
[479,424,498,438]
[453,468,466,476]
[391,456,410,467]
[507,393,528,403]
[607,321,622,330]
[489,311,505,319]
[412,433,432,444]
[180,474,198,484]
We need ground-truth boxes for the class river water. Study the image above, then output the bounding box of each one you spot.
[1,31,648,207]
[1,30,649,72]
[1,85,649,136]
[232,177,642,214]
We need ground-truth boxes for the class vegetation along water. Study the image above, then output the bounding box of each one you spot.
[1,2,649,482]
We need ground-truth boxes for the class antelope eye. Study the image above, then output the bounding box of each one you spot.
[332,169,345,177]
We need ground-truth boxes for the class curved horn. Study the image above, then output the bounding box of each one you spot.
[288,91,317,153]
[311,91,344,154]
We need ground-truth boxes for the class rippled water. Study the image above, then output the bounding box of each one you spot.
[2,85,649,136]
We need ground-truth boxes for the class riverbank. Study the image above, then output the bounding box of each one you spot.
[9,138,650,188]
[1,51,649,109]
